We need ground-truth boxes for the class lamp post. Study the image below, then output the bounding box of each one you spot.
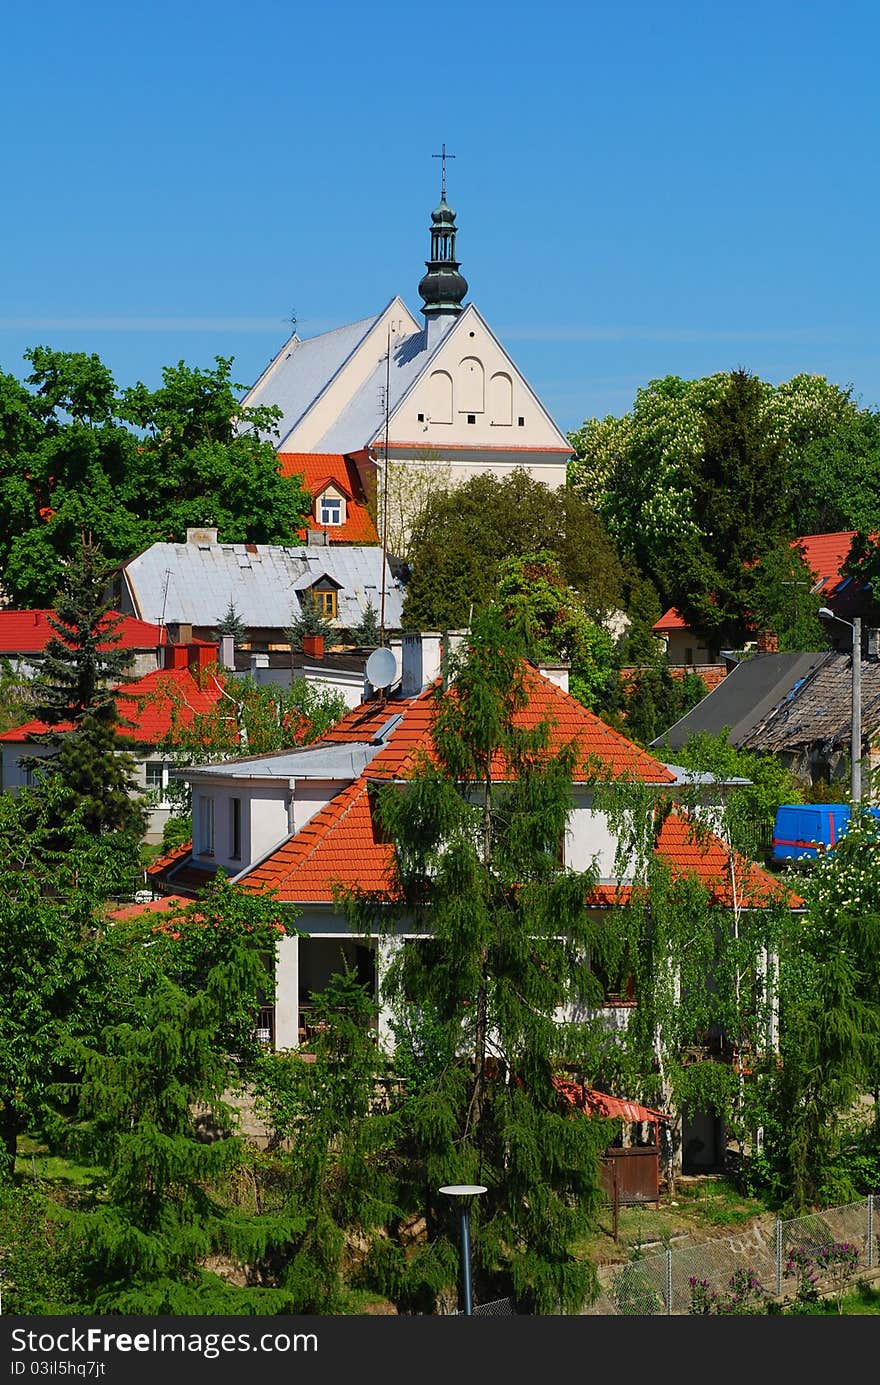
[439,1184,486,1315]
[818,607,862,805]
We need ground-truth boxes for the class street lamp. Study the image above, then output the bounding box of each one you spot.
[818,607,862,805]
[439,1184,486,1315]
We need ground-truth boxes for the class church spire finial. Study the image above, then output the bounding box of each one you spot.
[433,142,454,201]
[419,146,468,320]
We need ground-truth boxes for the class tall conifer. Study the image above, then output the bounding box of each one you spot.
[347,609,610,1314]
[25,537,146,840]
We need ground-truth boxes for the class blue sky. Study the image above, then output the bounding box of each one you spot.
[2,0,879,432]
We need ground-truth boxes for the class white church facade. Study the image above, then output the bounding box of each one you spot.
[241,171,572,539]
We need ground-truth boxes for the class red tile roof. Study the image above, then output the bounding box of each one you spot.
[0,609,167,654]
[279,452,379,544]
[653,531,873,635]
[794,530,869,595]
[107,894,190,921]
[0,665,226,748]
[322,667,676,785]
[153,666,796,913]
[241,779,397,901]
[146,839,193,879]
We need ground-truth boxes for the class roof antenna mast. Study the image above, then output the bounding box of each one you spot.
[379,322,391,646]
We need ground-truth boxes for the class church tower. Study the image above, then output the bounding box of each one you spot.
[418,147,468,347]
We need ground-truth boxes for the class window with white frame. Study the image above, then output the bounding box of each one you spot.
[318,496,342,525]
[197,795,215,856]
[145,760,170,804]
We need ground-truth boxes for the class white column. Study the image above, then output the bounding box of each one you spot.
[274,932,300,1050]
[376,936,403,1053]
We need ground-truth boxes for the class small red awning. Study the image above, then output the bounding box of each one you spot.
[553,1077,670,1135]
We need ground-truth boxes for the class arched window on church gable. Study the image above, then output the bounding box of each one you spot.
[490,371,513,425]
[458,357,485,414]
[428,369,453,424]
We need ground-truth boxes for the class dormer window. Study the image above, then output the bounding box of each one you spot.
[312,587,337,619]
[319,497,342,526]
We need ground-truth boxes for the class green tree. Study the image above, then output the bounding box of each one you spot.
[751,818,880,1209]
[286,592,341,652]
[344,609,610,1314]
[0,350,311,605]
[746,541,830,653]
[669,370,790,651]
[23,538,146,842]
[614,665,707,748]
[69,877,302,1313]
[250,968,402,1312]
[215,597,248,644]
[350,597,381,647]
[0,781,135,1179]
[402,469,625,632]
[496,550,616,710]
[790,406,880,535]
[121,356,309,548]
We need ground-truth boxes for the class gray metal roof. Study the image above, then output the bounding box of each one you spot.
[651,651,831,751]
[740,652,880,752]
[243,314,380,443]
[178,740,381,783]
[313,319,456,454]
[123,541,403,631]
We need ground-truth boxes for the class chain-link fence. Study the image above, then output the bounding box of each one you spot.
[590,1195,877,1314]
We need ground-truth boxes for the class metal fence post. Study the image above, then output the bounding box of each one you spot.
[665,1247,673,1315]
[775,1219,783,1297]
[868,1195,875,1271]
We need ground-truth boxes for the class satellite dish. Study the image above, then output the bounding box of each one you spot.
[366,645,397,689]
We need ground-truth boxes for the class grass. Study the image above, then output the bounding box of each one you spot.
[14,1134,104,1191]
[575,1174,772,1266]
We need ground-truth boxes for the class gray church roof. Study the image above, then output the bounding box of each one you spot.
[120,540,403,632]
[244,313,380,444]
[313,319,455,454]
[651,651,831,751]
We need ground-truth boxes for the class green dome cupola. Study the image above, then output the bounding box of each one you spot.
[418,147,468,318]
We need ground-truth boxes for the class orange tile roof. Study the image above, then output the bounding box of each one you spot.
[794,530,870,594]
[651,809,799,906]
[0,609,167,654]
[146,839,193,879]
[152,665,796,913]
[653,607,689,632]
[0,665,226,747]
[241,779,397,901]
[323,667,675,785]
[653,531,873,635]
[107,894,190,921]
[279,452,379,544]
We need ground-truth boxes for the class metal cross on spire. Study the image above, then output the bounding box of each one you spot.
[432,143,455,200]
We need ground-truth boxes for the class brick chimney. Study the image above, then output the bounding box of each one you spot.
[755,629,779,654]
[302,634,324,659]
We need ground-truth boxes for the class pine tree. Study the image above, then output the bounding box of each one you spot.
[350,597,381,648]
[345,609,610,1314]
[286,592,341,651]
[215,597,248,645]
[70,877,304,1313]
[25,538,146,840]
